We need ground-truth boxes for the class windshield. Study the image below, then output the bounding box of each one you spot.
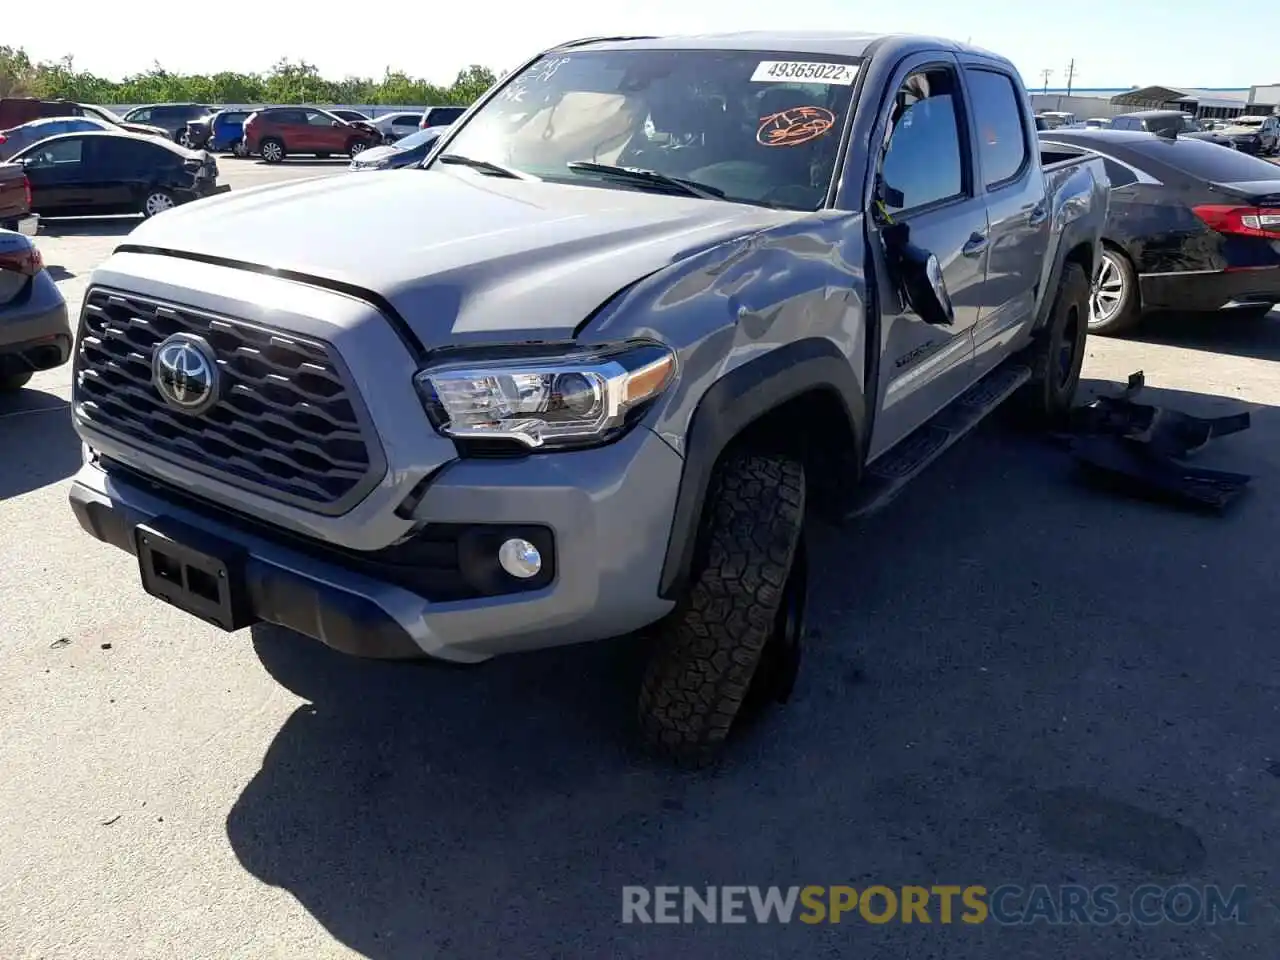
[86,105,125,124]
[434,48,863,210]
[396,127,444,150]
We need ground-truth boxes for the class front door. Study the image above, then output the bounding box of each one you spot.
[304,110,343,153]
[864,56,989,460]
[21,135,92,215]
[960,63,1051,375]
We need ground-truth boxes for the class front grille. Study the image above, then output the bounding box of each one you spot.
[75,288,378,510]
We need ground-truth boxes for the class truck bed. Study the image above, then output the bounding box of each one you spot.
[0,162,30,228]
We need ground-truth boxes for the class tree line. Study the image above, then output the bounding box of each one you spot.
[0,46,499,105]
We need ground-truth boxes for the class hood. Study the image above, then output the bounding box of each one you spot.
[122,122,169,138]
[118,168,804,342]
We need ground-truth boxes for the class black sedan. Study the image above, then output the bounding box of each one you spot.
[8,130,230,220]
[1040,128,1280,335]
[348,125,448,172]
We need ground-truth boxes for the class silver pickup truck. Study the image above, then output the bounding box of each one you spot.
[68,32,1108,763]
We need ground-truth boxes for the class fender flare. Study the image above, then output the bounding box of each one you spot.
[657,337,867,600]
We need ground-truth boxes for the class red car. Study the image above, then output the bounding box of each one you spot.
[242,107,381,163]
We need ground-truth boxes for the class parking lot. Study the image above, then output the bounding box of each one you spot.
[2,157,1280,959]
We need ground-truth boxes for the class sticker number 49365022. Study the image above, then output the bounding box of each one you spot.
[750,61,859,85]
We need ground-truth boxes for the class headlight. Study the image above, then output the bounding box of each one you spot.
[414,342,676,450]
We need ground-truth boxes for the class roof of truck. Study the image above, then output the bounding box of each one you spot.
[555,31,1005,61]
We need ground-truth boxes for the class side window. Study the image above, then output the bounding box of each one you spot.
[878,67,967,214]
[305,110,335,127]
[964,68,1029,187]
[151,107,176,124]
[1100,157,1138,189]
[128,108,152,123]
[273,109,305,125]
[27,137,83,166]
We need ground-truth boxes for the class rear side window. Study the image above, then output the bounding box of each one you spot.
[1128,137,1280,183]
[1100,157,1139,189]
[269,109,306,125]
[964,68,1029,187]
[428,107,464,125]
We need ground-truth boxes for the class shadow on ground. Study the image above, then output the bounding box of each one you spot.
[0,391,79,497]
[226,378,1278,960]
[37,217,139,239]
[1131,309,1280,362]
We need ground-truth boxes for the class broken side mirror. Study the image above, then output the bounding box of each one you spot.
[884,222,954,326]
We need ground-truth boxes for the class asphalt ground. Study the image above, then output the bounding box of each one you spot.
[1,156,1278,959]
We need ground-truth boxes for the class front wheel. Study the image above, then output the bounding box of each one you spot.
[637,452,807,765]
[142,189,175,218]
[347,139,369,159]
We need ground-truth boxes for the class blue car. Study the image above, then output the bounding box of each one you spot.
[184,108,256,156]
[348,125,449,172]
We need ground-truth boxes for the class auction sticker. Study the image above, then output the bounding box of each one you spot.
[750,61,859,85]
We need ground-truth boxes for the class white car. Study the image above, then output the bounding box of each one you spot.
[367,112,425,143]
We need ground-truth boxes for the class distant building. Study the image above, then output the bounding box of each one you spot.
[1030,85,1252,121]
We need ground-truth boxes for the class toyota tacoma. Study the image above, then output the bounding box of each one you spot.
[68,32,1108,762]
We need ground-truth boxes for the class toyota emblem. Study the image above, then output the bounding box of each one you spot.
[152,334,220,414]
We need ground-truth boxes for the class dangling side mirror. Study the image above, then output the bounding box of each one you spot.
[883,222,955,327]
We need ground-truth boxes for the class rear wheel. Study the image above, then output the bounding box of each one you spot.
[232,139,249,158]
[637,452,807,765]
[260,138,285,164]
[1088,246,1140,336]
[142,189,175,218]
[0,370,33,391]
[1017,260,1090,426]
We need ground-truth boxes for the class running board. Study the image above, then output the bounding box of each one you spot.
[846,362,1032,520]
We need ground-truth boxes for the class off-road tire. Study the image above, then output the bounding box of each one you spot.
[0,371,33,391]
[637,452,806,765]
[1016,260,1090,426]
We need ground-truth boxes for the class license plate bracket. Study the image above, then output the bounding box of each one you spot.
[134,519,254,632]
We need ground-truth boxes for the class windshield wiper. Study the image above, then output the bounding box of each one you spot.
[566,161,725,199]
[436,154,532,180]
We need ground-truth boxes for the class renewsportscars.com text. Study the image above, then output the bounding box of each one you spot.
[621,884,1248,926]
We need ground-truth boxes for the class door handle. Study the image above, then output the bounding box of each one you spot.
[1027,203,1048,226]
[961,232,988,257]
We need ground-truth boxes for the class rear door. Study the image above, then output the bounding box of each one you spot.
[959,61,1050,374]
[863,53,988,459]
[390,114,420,140]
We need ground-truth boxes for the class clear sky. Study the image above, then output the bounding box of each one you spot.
[9,0,1277,89]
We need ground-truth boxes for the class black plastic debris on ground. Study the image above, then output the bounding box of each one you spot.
[1061,371,1252,512]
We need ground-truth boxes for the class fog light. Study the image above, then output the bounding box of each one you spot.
[498,538,542,579]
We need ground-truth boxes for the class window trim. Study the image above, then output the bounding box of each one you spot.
[963,66,1031,192]
[868,57,974,221]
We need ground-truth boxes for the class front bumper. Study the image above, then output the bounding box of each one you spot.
[0,270,71,372]
[1139,267,1280,312]
[69,424,682,663]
